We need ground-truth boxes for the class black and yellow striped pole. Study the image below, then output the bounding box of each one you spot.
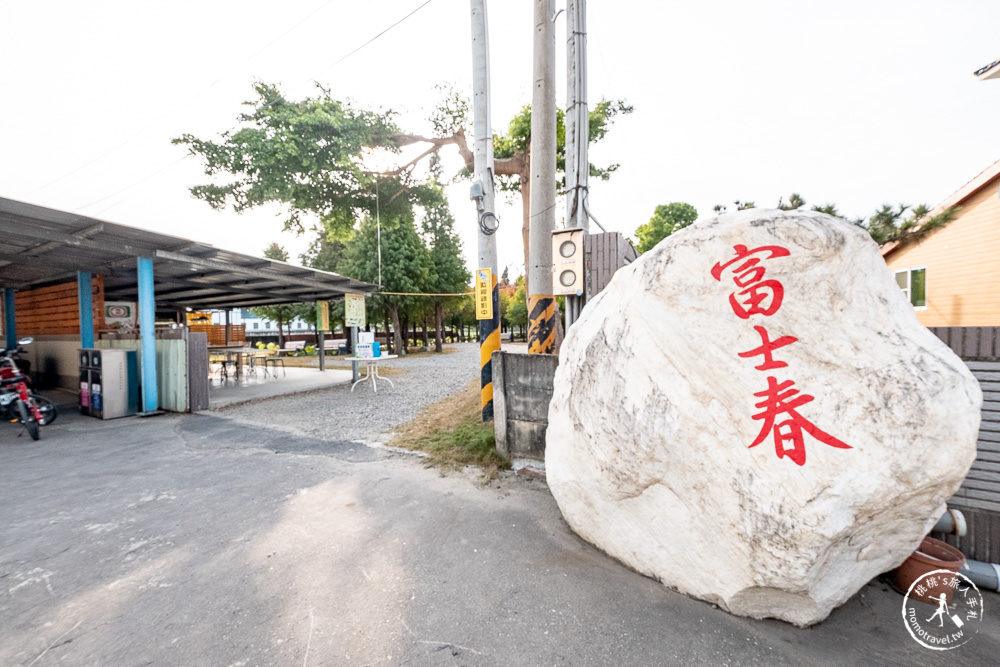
[471,1,500,422]
[475,268,501,420]
[527,296,556,353]
[527,0,558,356]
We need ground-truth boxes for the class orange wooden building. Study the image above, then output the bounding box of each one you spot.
[883,159,1000,326]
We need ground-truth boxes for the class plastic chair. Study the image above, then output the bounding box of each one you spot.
[264,357,285,378]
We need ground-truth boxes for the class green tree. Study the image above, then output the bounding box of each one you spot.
[339,210,430,355]
[633,202,698,253]
[421,188,470,352]
[175,83,631,302]
[506,276,528,340]
[172,82,406,236]
[491,101,633,280]
[778,193,806,210]
[811,203,844,217]
[858,204,956,247]
[250,243,300,348]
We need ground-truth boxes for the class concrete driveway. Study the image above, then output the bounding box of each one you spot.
[1,397,997,666]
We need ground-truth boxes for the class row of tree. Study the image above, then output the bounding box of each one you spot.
[633,194,956,252]
[173,82,633,354]
[250,178,470,354]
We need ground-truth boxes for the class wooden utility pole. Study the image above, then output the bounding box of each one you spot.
[470,0,501,421]
[564,0,589,329]
[527,0,557,354]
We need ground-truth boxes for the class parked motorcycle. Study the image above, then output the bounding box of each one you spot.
[0,337,57,440]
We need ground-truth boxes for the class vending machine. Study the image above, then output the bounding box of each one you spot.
[79,348,139,419]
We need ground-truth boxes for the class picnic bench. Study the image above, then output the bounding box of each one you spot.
[278,340,306,355]
[323,338,348,354]
[276,338,349,356]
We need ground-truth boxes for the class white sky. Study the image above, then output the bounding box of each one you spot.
[2,1,1000,280]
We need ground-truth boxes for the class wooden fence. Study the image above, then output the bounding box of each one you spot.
[188,324,245,345]
[929,326,1000,561]
[14,277,106,335]
[584,232,638,298]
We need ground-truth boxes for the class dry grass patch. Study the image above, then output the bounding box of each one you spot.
[391,378,510,480]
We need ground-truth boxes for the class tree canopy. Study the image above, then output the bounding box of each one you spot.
[175,82,633,351]
[633,202,698,253]
[712,193,956,249]
[173,83,409,235]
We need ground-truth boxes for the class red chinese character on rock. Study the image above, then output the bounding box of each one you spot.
[738,325,798,371]
[711,244,790,319]
[749,376,852,466]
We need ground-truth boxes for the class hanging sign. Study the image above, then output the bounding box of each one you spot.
[186,310,212,326]
[104,302,138,328]
[316,301,330,331]
[475,268,493,320]
[345,294,366,328]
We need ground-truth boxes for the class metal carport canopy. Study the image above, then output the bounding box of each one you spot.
[0,197,376,309]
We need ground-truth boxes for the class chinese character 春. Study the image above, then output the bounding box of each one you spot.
[750,376,852,466]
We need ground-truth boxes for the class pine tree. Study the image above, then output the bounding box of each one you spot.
[339,209,430,354]
[421,188,470,352]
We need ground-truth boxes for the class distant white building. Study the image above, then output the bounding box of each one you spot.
[210,309,312,335]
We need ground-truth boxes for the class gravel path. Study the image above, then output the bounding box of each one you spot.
[213,342,483,445]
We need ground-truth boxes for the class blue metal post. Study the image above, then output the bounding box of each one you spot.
[4,288,16,349]
[137,257,158,413]
[78,271,94,349]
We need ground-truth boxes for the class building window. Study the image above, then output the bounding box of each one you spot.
[895,268,926,308]
[252,322,259,330]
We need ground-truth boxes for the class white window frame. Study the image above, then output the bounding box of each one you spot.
[894,267,927,309]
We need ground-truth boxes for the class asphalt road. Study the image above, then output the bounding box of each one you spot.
[1,385,997,665]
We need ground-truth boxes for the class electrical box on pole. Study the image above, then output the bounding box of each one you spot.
[552,228,584,296]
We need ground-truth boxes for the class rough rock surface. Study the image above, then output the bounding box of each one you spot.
[545,209,981,626]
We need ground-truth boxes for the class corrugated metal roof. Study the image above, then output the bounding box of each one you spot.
[0,197,375,309]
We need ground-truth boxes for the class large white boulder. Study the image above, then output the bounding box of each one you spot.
[545,209,981,626]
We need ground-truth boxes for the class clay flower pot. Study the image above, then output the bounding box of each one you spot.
[893,536,966,604]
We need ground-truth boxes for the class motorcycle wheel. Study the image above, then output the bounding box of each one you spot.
[31,393,57,426]
[17,401,39,441]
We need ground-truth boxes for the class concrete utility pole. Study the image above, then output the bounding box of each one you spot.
[527,0,557,354]
[564,0,589,329]
[470,0,501,421]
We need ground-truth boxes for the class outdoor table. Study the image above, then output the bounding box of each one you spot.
[349,354,398,393]
[208,345,252,380]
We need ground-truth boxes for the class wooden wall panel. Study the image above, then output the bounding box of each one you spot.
[928,327,1000,560]
[14,277,106,335]
[886,175,1000,326]
[188,324,245,346]
[584,232,637,298]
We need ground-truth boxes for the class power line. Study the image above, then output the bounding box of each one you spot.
[69,1,437,219]
[31,0,339,198]
[309,0,434,81]
[378,291,473,296]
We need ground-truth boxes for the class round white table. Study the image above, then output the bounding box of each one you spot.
[349,354,398,393]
